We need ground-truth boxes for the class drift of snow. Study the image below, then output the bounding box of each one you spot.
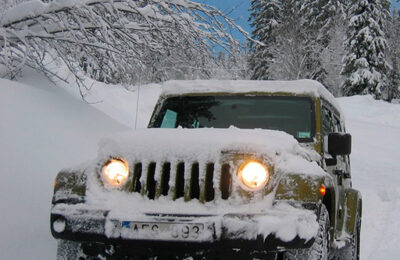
[0,78,129,259]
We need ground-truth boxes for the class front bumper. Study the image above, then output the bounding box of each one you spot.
[50,203,320,254]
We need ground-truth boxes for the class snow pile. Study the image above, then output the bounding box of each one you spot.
[222,202,319,242]
[0,78,129,259]
[15,68,161,128]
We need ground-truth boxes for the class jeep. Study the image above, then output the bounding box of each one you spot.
[51,80,362,260]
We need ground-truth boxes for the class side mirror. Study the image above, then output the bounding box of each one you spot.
[328,133,352,156]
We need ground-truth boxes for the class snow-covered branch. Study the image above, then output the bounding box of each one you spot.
[0,0,245,86]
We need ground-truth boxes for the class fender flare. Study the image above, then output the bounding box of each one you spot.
[344,188,362,235]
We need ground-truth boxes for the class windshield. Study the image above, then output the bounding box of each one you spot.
[150,96,315,142]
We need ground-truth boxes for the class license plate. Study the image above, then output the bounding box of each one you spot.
[120,221,206,241]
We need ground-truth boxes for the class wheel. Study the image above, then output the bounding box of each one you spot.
[331,210,361,260]
[56,239,84,260]
[282,205,330,260]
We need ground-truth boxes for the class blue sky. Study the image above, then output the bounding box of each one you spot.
[196,0,399,42]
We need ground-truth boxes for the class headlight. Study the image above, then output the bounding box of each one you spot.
[102,158,129,187]
[238,161,269,190]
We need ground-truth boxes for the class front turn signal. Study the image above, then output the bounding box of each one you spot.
[320,185,326,196]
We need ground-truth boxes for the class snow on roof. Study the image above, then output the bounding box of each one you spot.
[160,79,340,111]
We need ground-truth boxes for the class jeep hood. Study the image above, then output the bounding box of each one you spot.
[97,128,324,176]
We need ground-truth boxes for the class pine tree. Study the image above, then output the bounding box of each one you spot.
[268,0,325,80]
[248,0,281,80]
[387,8,400,101]
[301,0,343,45]
[320,15,347,96]
[249,0,340,83]
[300,0,344,87]
[341,0,391,98]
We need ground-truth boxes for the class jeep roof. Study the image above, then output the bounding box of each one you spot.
[160,79,340,109]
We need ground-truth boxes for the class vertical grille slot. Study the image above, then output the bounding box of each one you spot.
[220,164,231,200]
[160,162,171,196]
[204,163,215,202]
[175,162,185,199]
[146,162,157,200]
[190,163,200,200]
[132,163,142,193]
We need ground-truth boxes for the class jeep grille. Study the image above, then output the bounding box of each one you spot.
[131,162,232,202]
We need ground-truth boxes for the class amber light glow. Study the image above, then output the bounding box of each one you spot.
[239,161,269,190]
[320,185,326,196]
[102,159,129,187]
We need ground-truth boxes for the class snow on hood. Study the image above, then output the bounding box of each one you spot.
[97,127,324,176]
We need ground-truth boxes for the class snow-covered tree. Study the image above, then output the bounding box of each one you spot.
[248,0,281,80]
[301,0,344,45]
[385,7,400,101]
[299,0,344,86]
[341,0,392,98]
[304,0,347,96]
[267,0,328,81]
[0,0,246,90]
[249,0,343,83]
[320,15,347,96]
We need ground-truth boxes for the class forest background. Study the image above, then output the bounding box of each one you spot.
[0,0,399,100]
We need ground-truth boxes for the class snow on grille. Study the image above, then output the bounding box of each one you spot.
[130,161,231,202]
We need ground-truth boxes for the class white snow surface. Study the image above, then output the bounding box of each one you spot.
[337,96,400,259]
[1,72,400,259]
[0,77,128,259]
[0,0,87,26]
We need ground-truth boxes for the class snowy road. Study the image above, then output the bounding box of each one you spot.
[338,97,400,259]
[1,77,400,259]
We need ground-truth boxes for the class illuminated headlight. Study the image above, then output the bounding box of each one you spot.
[102,158,129,187]
[238,161,269,190]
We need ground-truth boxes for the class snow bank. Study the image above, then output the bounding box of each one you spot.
[338,95,400,259]
[15,68,162,129]
[0,78,128,260]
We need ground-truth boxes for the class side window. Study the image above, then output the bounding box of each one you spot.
[322,107,334,135]
[334,116,342,132]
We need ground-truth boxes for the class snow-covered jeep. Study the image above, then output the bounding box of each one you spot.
[51,80,362,260]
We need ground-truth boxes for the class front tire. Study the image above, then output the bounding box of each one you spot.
[331,210,361,260]
[283,204,330,260]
